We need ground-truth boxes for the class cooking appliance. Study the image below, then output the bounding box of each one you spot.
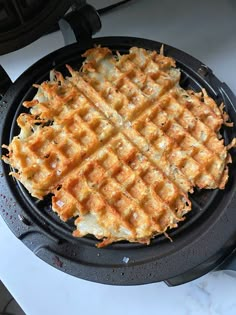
[1,0,236,287]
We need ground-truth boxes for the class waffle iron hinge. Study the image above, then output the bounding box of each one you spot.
[59,2,102,46]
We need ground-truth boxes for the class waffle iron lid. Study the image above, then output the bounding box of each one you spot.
[0,0,102,55]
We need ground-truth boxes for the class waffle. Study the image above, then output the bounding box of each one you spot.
[2,46,233,247]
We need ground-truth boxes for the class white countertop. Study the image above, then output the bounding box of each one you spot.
[1,0,236,314]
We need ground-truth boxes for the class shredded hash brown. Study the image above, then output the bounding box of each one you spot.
[2,46,234,247]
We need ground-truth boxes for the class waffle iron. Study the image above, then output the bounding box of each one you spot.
[1,0,236,286]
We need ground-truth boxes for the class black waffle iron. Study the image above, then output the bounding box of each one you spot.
[1,0,236,287]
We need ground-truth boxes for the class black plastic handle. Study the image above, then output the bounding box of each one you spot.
[165,247,236,286]
[59,4,101,46]
[0,65,12,99]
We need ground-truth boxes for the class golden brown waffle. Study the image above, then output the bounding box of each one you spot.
[2,47,233,247]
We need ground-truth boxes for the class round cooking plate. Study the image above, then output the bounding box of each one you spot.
[1,37,236,285]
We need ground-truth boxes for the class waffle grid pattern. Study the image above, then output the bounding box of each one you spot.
[2,47,230,247]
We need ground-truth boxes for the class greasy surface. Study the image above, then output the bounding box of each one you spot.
[2,47,232,247]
